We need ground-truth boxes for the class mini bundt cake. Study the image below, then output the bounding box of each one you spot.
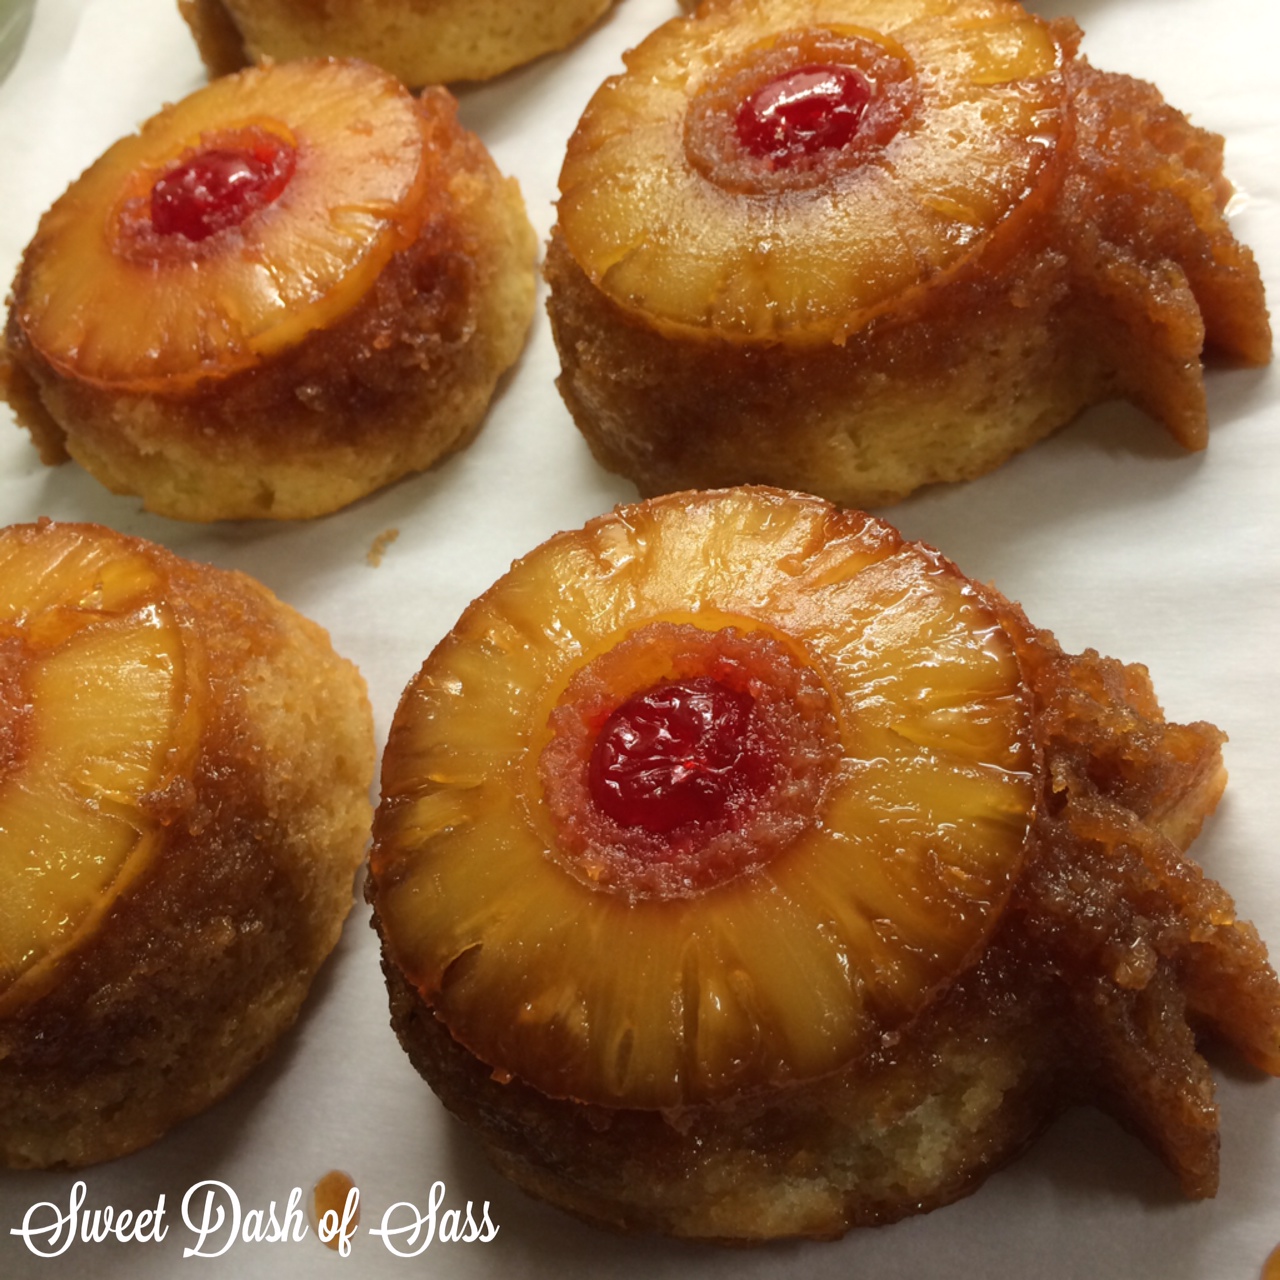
[0,519,374,1167]
[547,0,1271,507]
[1,58,536,521]
[368,486,1280,1241]
[178,0,619,85]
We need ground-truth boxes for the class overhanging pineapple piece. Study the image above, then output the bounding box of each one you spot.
[1,58,536,521]
[0,520,375,1167]
[547,0,1270,507]
[368,487,1280,1240]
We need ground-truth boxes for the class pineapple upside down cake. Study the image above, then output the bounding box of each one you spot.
[547,0,1272,508]
[179,0,621,86]
[0,521,374,1167]
[0,58,536,522]
[368,487,1280,1241]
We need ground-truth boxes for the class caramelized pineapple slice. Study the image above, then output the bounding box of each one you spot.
[557,0,1067,341]
[372,489,1036,1108]
[0,519,374,1167]
[0,524,200,1009]
[9,59,431,393]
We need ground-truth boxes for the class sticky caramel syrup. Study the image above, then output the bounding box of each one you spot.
[310,1169,359,1252]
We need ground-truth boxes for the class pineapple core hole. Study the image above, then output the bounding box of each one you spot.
[684,29,917,195]
[149,129,297,242]
[735,64,873,167]
[589,677,768,834]
[111,124,299,259]
[540,623,839,899]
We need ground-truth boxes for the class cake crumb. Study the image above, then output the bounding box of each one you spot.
[367,528,400,567]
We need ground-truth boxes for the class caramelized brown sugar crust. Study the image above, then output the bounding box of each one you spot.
[0,521,375,1167]
[179,0,619,85]
[547,0,1271,507]
[367,487,1280,1241]
[1,61,536,521]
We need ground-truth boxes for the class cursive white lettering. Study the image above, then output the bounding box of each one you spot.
[133,1200,169,1244]
[181,1181,240,1259]
[279,1185,308,1243]
[316,1185,360,1257]
[9,1180,86,1258]
[9,1183,170,1257]
[241,1187,307,1244]
[10,1176,496,1257]
[370,1182,499,1256]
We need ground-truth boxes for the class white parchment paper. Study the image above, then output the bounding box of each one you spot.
[1,0,1278,1276]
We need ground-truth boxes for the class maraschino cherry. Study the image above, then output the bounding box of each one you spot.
[588,676,771,834]
[736,63,872,166]
[150,134,295,241]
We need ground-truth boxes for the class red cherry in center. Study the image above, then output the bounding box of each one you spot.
[588,677,772,835]
[736,63,873,166]
[149,135,296,242]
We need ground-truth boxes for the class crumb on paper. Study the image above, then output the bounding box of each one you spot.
[367,528,400,567]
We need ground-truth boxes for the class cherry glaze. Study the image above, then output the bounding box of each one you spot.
[150,136,296,241]
[588,677,770,834]
[735,63,872,167]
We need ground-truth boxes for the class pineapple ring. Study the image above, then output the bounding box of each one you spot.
[12,59,431,392]
[0,530,200,1008]
[371,489,1037,1108]
[557,0,1067,342]
[0,520,374,1168]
